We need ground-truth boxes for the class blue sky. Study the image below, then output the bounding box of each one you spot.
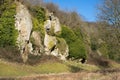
[44,0,102,22]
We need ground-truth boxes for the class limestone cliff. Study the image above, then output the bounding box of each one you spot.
[44,13,69,60]
[15,2,69,62]
[15,2,33,62]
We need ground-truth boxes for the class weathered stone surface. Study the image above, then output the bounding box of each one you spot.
[44,33,57,55]
[44,13,69,60]
[31,31,41,47]
[31,31,44,55]
[52,17,61,35]
[15,2,33,62]
[15,2,69,61]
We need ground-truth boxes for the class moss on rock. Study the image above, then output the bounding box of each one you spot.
[56,38,68,55]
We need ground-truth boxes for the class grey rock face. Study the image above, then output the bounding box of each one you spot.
[15,2,33,62]
[15,2,69,62]
[44,13,69,60]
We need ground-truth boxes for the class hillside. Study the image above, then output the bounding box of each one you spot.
[0,59,120,80]
[0,0,120,79]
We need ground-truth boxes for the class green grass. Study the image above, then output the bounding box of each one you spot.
[34,62,70,73]
[1,59,120,77]
[0,61,30,77]
[0,60,102,77]
[65,61,100,72]
[0,60,70,77]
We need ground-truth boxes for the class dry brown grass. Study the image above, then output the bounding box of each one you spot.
[0,46,22,63]
[2,71,119,80]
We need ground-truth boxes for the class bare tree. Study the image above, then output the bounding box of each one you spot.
[97,0,120,28]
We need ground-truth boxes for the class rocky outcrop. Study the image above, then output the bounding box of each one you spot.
[44,13,69,60]
[31,31,44,55]
[15,2,69,62]
[15,2,33,62]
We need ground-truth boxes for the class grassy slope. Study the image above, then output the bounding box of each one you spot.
[0,61,69,77]
[0,60,101,77]
[1,58,120,77]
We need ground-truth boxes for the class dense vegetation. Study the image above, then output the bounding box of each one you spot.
[0,0,18,47]
[60,26,86,59]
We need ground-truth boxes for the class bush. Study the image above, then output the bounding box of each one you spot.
[60,26,87,59]
[0,1,18,47]
[60,25,77,43]
[29,6,46,23]
[69,39,87,59]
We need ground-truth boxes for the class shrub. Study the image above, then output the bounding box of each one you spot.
[60,26,87,59]
[60,25,77,43]
[69,39,87,59]
[29,6,46,23]
[0,1,18,47]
